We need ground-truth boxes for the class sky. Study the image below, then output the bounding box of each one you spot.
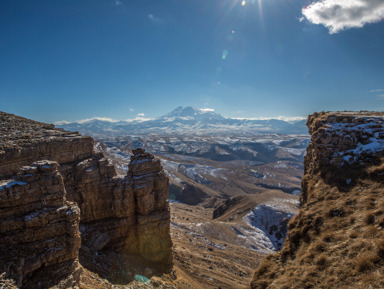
[0,0,384,123]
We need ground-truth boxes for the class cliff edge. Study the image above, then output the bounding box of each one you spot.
[0,111,172,287]
[251,111,384,289]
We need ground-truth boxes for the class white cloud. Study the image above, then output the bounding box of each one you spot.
[199,108,215,112]
[125,117,153,122]
[275,116,307,122]
[77,117,119,124]
[55,120,71,125]
[302,0,384,34]
[377,94,384,99]
[148,14,163,23]
[129,108,134,112]
[234,116,306,122]
[55,117,119,125]
[137,113,145,117]
[370,89,384,92]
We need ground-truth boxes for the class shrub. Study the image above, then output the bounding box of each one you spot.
[353,252,380,272]
[321,232,333,243]
[363,226,379,238]
[375,239,384,258]
[349,230,359,239]
[365,213,375,225]
[314,253,328,267]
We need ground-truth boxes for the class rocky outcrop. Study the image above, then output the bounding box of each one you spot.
[0,161,81,288]
[76,148,172,279]
[128,148,172,264]
[251,112,384,289]
[0,112,94,179]
[0,112,172,287]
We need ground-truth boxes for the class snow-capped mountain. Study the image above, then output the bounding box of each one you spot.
[57,106,307,136]
[162,106,226,121]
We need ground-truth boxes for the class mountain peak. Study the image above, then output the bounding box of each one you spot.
[164,106,223,119]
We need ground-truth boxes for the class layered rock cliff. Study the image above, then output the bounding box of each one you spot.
[0,111,172,287]
[0,161,81,288]
[251,112,384,289]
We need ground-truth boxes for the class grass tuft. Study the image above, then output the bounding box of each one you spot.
[353,252,380,272]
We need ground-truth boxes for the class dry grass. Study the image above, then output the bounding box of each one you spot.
[251,156,384,289]
[348,230,359,239]
[0,273,17,289]
[352,252,380,273]
[365,212,375,225]
[363,225,379,238]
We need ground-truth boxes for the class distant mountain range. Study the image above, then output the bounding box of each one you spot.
[56,106,308,136]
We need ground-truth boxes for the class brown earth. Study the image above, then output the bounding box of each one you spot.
[170,191,298,289]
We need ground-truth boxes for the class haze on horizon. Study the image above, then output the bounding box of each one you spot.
[1,0,384,124]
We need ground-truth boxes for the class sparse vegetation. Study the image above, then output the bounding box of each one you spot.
[353,252,380,273]
[0,273,16,289]
[251,113,384,289]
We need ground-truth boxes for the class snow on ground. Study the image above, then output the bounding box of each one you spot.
[243,204,295,251]
[328,118,384,164]
[0,180,27,190]
[162,159,228,184]
[282,147,305,156]
[273,161,289,169]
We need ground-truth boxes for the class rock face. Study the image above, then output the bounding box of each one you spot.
[251,112,384,289]
[128,148,172,264]
[0,112,172,287]
[0,161,81,288]
[0,112,94,179]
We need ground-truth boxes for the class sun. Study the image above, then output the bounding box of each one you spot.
[240,0,264,19]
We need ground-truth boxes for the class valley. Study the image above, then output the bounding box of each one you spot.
[93,132,307,288]
[57,106,309,288]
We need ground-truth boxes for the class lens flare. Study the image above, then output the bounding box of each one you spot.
[221,50,229,60]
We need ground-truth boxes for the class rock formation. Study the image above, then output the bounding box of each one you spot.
[0,111,172,288]
[251,112,384,289]
[0,161,81,288]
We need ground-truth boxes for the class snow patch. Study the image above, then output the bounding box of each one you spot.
[0,180,27,190]
[244,204,295,251]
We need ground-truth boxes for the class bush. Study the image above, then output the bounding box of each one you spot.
[353,252,380,272]
[365,213,375,225]
[315,253,328,267]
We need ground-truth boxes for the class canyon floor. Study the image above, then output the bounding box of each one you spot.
[79,195,294,289]
[170,201,270,289]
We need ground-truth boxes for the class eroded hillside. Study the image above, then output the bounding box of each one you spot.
[251,111,384,289]
[0,111,172,288]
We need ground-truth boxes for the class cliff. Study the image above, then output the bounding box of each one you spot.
[251,112,384,289]
[0,112,172,287]
[0,161,81,288]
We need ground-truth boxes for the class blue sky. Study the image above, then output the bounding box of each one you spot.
[1,0,384,123]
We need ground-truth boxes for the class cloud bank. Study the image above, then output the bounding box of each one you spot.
[199,108,215,112]
[55,117,118,125]
[302,0,384,34]
[234,116,306,122]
